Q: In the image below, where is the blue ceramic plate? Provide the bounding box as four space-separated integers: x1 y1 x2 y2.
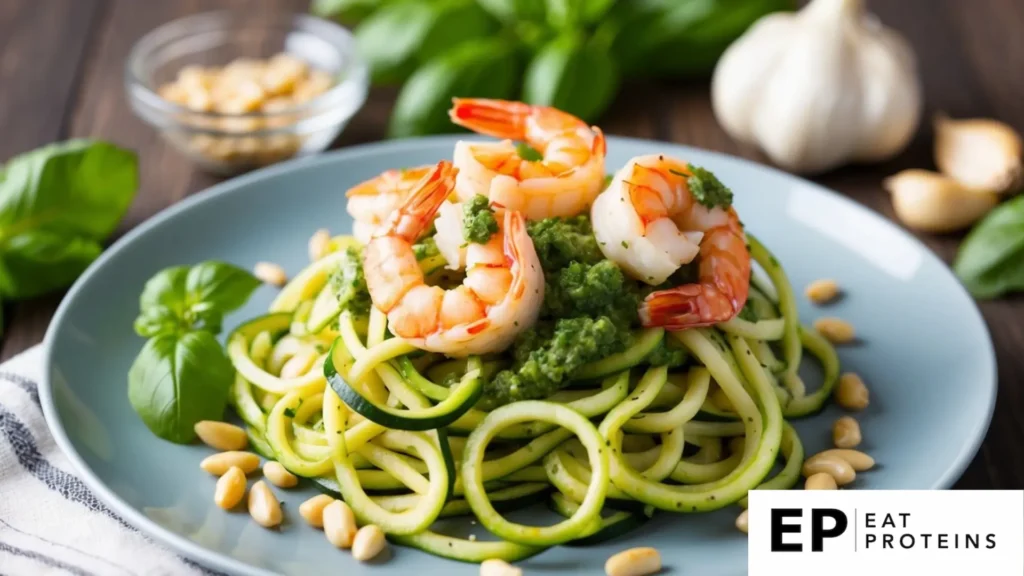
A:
41 136 997 576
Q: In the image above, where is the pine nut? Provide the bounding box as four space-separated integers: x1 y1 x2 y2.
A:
299 494 335 528
279 350 317 379
813 317 856 344
263 461 298 488
805 279 840 304
323 500 358 549
805 472 838 490
833 416 862 448
835 373 870 410
247 480 282 528
194 420 248 451
605 547 661 576
814 449 875 471
214 465 247 509
481 558 522 576
802 455 856 486
308 229 331 261
254 262 287 286
352 524 387 562
200 451 260 476
735 509 749 534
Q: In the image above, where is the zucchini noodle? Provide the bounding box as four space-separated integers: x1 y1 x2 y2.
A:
224 230 847 563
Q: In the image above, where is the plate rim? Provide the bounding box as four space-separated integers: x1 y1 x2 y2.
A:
38 134 999 576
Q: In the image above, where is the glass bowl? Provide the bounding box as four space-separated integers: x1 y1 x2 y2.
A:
126 11 368 176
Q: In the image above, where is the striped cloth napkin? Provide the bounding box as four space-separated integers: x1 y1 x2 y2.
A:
0 345 223 576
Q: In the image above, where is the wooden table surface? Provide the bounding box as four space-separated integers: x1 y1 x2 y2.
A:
1 0 1021 490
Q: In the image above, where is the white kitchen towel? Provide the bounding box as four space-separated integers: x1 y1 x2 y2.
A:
0 345 222 576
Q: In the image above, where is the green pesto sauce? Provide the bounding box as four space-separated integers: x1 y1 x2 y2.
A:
479 215 678 408
671 164 734 209
462 194 499 244
412 236 439 260
329 246 371 316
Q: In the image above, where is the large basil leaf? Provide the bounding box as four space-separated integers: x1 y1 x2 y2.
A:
611 0 794 78
355 0 498 84
544 0 615 29
388 38 520 138
0 140 137 298
522 32 619 123
127 331 234 444
953 194 1024 299
475 0 547 23
0 229 102 300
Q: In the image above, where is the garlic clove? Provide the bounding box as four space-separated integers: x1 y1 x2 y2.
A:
884 169 1000 233
934 113 1023 193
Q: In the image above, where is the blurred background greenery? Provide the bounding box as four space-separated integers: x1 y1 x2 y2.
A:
312 0 794 137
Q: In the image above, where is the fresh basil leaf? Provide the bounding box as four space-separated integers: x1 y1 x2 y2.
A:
611 0 794 78
134 307 182 338
135 261 258 337
355 0 497 85
0 229 103 300
522 32 619 123
0 140 137 298
544 0 614 29
127 331 233 444
953 194 1024 299
418 0 499 63
0 140 137 241
355 2 437 83
139 266 188 315
389 38 520 137
475 0 546 23
184 261 260 315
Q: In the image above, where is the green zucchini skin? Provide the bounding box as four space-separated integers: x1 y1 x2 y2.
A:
324 339 483 432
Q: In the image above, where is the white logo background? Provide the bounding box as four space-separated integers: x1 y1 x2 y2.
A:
748 490 1024 576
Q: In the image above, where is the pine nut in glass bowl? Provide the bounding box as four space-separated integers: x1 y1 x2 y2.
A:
125 11 368 175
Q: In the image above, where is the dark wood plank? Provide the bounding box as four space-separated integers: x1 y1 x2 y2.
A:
0 0 104 359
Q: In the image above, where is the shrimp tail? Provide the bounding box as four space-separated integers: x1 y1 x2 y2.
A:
449 98 531 140
378 160 458 242
639 286 710 329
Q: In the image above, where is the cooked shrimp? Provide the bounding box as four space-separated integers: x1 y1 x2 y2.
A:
448 98 606 220
363 160 544 356
591 154 750 329
346 165 439 244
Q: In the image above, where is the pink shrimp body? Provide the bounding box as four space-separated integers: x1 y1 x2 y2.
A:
363 160 544 356
590 154 750 329
345 165 440 244
447 98 606 220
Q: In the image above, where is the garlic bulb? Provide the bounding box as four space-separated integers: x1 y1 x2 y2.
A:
711 0 922 174
885 169 999 233
934 113 1023 193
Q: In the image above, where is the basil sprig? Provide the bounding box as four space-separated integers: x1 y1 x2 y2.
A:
128 262 260 443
